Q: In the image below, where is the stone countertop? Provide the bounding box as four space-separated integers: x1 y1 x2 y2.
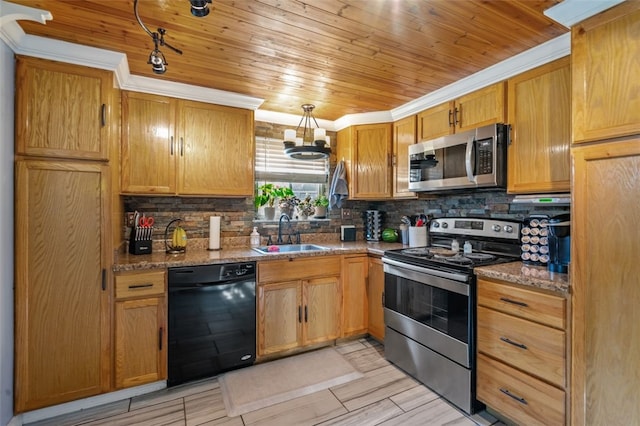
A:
113 241 404 272
474 261 570 295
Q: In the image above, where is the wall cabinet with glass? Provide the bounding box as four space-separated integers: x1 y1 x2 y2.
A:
121 91 254 196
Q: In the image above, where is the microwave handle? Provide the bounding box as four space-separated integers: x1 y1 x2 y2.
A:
465 136 476 183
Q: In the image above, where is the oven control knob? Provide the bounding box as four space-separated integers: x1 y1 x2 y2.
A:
441 222 448 229
492 224 501 232
503 225 514 233
432 222 440 228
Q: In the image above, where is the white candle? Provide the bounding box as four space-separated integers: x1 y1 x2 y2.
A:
284 129 296 142
209 216 221 250
314 128 326 141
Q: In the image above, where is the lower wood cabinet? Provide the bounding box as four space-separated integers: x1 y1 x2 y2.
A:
367 256 385 341
257 257 341 357
476 277 568 425
113 270 167 389
342 255 368 337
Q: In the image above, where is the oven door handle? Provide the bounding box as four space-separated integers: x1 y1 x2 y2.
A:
382 258 470 295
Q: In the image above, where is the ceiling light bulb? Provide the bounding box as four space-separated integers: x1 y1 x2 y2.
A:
190 0 212 17
149 50 167 74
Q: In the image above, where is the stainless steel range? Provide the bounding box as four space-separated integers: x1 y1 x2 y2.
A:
382 217 521 415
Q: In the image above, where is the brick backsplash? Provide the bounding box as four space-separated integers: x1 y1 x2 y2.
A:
123 190 569 249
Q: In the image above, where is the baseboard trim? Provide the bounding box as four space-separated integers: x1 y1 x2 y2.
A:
19 381 166 425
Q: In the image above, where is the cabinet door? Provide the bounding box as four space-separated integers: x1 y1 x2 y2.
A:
572 2 640 143
341 256 368 337
351 123 392 199
258 281 302 356
15 160 111 412
455 82 506 132
417 101 454 141
303 276 341 345
121 92 176 194
392 115 417 199
507 58 571 193
367 256 385 341
15 57 112 160
114 297 166 389
571 139 640 426
178 101 254 196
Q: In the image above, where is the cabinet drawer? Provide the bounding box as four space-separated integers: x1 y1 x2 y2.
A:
477 353 565 426
115 270 166 299
477 278 565 329
478 306 565 388
258 256 340 283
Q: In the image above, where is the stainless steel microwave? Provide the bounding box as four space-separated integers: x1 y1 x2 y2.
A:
408 123 508 192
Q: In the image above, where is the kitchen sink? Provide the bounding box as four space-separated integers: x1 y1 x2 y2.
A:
252 244 330 254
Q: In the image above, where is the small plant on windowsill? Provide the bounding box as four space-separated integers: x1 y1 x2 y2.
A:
296 196 315 219
255 184 294 220
312 194 329 218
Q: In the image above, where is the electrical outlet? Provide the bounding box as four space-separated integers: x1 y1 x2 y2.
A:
341 208 352 220
126 212 135 227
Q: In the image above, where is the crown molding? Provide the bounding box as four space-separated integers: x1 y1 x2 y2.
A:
544 0 625 27
0 0 51 27
390 33 571 121
2 0 577 126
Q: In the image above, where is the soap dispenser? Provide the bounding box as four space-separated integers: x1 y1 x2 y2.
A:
250 227 261 247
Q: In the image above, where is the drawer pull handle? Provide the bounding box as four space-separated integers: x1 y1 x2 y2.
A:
500 336 528 350
499 388 528 405
304 305 308 323
298 306 302 323
499 297 528 307
129 283 154 289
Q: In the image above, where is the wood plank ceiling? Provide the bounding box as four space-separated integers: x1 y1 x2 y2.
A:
12 0 568 120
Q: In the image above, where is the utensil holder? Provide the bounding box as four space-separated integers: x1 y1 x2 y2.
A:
129 226 153 255
408 226 427 247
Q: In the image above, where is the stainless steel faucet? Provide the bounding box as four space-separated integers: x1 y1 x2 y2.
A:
277 213 291 244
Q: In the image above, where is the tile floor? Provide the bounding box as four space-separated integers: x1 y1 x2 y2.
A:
27 338 506 426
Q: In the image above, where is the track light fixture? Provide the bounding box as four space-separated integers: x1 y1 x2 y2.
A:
189 0 212 17
134 0 183 75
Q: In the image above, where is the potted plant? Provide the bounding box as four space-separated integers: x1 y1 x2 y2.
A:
296 195 315 219
312 194 329 218
255 183 278 220
278 189 298 218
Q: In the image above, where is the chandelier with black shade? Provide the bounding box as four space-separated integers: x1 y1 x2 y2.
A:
283 104 332 161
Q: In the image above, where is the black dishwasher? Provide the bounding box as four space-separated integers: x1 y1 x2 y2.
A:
168 262 256 387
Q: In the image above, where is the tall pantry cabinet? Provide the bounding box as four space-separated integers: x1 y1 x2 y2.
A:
14 57 115 412
570 3 640 425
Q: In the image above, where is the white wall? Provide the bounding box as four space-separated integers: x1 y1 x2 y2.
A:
0 38 15 426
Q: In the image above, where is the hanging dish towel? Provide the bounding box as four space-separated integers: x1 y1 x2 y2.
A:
329 160 349 209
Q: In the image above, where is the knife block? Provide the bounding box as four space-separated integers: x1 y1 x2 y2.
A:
129 226 153 255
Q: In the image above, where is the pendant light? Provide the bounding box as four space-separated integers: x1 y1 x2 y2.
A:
283 104 331 161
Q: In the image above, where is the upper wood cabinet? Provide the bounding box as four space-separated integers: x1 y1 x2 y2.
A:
121 92 176 194
417 82 506 141
507 57 571 194
121 91 255 196
15 56 113 161
337 123 393 200
392 115 417 199
14 160 111 412
572 2 640 144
